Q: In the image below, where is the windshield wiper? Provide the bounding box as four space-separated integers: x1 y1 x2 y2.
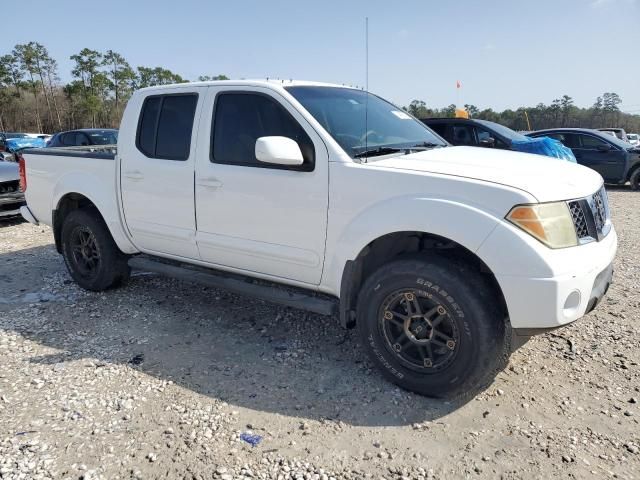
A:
410 142 445 149
354 142 446 159
353 146 410 159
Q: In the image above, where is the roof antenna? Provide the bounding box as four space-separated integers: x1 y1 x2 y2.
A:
363 16 369 163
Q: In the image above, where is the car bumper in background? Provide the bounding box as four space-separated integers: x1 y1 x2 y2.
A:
0 192 25 218
495 226 617 330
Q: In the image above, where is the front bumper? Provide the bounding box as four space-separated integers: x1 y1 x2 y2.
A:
491 226 617 330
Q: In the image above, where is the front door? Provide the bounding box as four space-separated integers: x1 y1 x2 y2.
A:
194 87 329 285
573 133 626 182
121 87 206 258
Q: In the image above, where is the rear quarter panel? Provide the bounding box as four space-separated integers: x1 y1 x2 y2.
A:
23 151 138 254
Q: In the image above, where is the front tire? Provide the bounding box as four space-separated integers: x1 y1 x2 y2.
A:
61 209 130 291
356 257 509 398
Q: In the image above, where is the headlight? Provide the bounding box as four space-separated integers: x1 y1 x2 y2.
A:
506 202 577 249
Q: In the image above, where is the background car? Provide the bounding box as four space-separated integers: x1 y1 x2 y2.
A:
527 128 640 189
598 128 629 143
626 133 639 147
0 132 29 152
0 160 24 219
46 128 118 148
423 118 576 161
0 137 46 162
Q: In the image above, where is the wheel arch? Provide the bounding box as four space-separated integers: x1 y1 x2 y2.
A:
52 191 137 255
627 161 640 187
338 230 509 329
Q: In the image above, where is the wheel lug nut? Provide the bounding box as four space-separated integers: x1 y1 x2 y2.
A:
423 359 432 368
393 343 402 352
437 306 447 315
405 293 415 301
383 311 393 320
446 340 456 350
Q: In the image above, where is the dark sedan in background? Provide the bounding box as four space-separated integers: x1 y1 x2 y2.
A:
46 128 118 148
424 118 519 149
423 118 576 162
527 128 640 190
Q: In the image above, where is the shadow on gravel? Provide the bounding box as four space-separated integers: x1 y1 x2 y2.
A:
0 244 476 427
0 216 26 228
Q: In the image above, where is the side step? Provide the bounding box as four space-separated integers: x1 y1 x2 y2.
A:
128 256 338 317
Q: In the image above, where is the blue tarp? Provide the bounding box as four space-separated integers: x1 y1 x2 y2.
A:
511 136 576 163
5 137 46 152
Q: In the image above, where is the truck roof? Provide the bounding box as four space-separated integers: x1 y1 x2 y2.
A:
136 79 362 94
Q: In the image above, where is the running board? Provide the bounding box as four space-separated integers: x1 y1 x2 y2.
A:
128 256 338 317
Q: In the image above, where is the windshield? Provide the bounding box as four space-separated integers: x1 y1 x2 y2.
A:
285 86 446 158
87 130 118 145
597 131 636 149
474 120 529 142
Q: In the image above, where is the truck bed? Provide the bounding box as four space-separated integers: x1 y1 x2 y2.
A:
21 145 119 228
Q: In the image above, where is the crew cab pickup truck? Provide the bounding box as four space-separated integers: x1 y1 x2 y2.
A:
19 80 617 398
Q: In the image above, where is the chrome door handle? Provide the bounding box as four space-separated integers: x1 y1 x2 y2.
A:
124 170 144 180
197 177 223 189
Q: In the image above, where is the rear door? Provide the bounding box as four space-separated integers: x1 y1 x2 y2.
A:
120 87 206 258
193 86 329 285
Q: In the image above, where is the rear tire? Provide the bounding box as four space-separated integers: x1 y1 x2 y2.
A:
630 168 640 191
61 209 130 291
356 256 509 398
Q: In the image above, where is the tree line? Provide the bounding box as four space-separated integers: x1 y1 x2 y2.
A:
3 41 639 135
404 92 640 133
0 42 228 133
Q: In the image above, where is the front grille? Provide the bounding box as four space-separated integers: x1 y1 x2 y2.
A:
0 180 19 194
567 186 611 244
592 188 607 232
568 201 589 238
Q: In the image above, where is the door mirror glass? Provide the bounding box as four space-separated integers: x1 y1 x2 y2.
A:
255 136 304 166
479 137 496 147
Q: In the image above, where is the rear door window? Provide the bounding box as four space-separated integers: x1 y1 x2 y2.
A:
62 133 77 146
136 93 198 160
450 125 476 146
428 123 448 138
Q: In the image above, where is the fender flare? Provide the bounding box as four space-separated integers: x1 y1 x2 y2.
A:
51 172 138 254
323 195 502 295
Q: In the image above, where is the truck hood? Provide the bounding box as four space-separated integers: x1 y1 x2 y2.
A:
0 161 19 182
369 146 603 202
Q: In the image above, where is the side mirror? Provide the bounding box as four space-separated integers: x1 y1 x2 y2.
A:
597 143 612 152
255 136 304 166
479 137 496 147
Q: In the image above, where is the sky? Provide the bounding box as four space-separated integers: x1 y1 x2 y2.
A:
4 0 640 112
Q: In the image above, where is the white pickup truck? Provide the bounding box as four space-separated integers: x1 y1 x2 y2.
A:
19 80 617 398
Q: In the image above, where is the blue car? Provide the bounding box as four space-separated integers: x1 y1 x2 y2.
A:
527 128 640 190
1 137 46 161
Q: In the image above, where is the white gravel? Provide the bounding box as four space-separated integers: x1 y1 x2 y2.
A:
0 188 638 479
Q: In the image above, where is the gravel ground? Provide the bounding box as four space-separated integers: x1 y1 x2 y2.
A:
0 188 638 480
